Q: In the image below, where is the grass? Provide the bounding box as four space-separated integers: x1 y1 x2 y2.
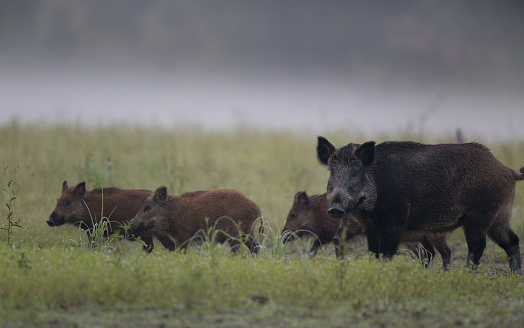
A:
1 122 524 327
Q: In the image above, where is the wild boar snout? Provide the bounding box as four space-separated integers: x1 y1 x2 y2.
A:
327 185 371 214
46 214 65 227
46 217 56 227
327 187 352 217
130 220 147 234
328 202 345 218
280 231 298 244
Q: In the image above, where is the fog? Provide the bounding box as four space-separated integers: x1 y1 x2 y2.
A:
1 1 524 141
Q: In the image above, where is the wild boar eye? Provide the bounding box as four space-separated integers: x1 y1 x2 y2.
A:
143 205 151 212
289 213 298 220
64 200 72 207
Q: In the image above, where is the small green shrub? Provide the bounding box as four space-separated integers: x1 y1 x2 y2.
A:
1 161 21 245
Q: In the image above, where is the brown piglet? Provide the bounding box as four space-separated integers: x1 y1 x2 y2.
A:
129 186 263 253
281 191 364 256
47 181 176 251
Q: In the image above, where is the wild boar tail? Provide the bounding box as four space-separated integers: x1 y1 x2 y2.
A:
516 167 524 181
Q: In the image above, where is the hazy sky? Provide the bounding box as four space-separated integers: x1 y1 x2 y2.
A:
1 1 523 140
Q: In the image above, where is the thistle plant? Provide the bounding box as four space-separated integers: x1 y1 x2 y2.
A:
1 161 22 245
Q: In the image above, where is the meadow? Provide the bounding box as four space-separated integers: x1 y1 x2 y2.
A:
1 122 524 327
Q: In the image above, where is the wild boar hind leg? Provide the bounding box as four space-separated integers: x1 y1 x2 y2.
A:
487 215 522 274
241 234 261 254
226 234 260 254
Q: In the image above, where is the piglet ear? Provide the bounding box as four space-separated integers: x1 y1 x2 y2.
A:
355 141 375 166
317 136 336 166
62 180 69 193
294 191 309 207
153 186 168 205
75 182 86 198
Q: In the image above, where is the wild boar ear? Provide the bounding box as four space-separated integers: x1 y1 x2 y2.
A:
355 141 375 166
295 191 310 207
317 136 336 166
75 182 86 198
62 180 69 193
153 186 168 205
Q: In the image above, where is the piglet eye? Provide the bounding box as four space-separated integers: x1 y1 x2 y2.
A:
143 205 151 212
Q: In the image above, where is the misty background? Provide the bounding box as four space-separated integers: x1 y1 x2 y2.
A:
1 1 524 140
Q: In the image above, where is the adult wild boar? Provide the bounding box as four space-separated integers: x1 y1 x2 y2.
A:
317 136 523 273
129 186 263 253
47 181 176 252
282 191 451 268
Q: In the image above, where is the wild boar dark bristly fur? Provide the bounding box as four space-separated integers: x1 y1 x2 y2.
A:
317 137 524 273
281 191 364 256
47 181 176 252
282 191 451 268
129 186 263 253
